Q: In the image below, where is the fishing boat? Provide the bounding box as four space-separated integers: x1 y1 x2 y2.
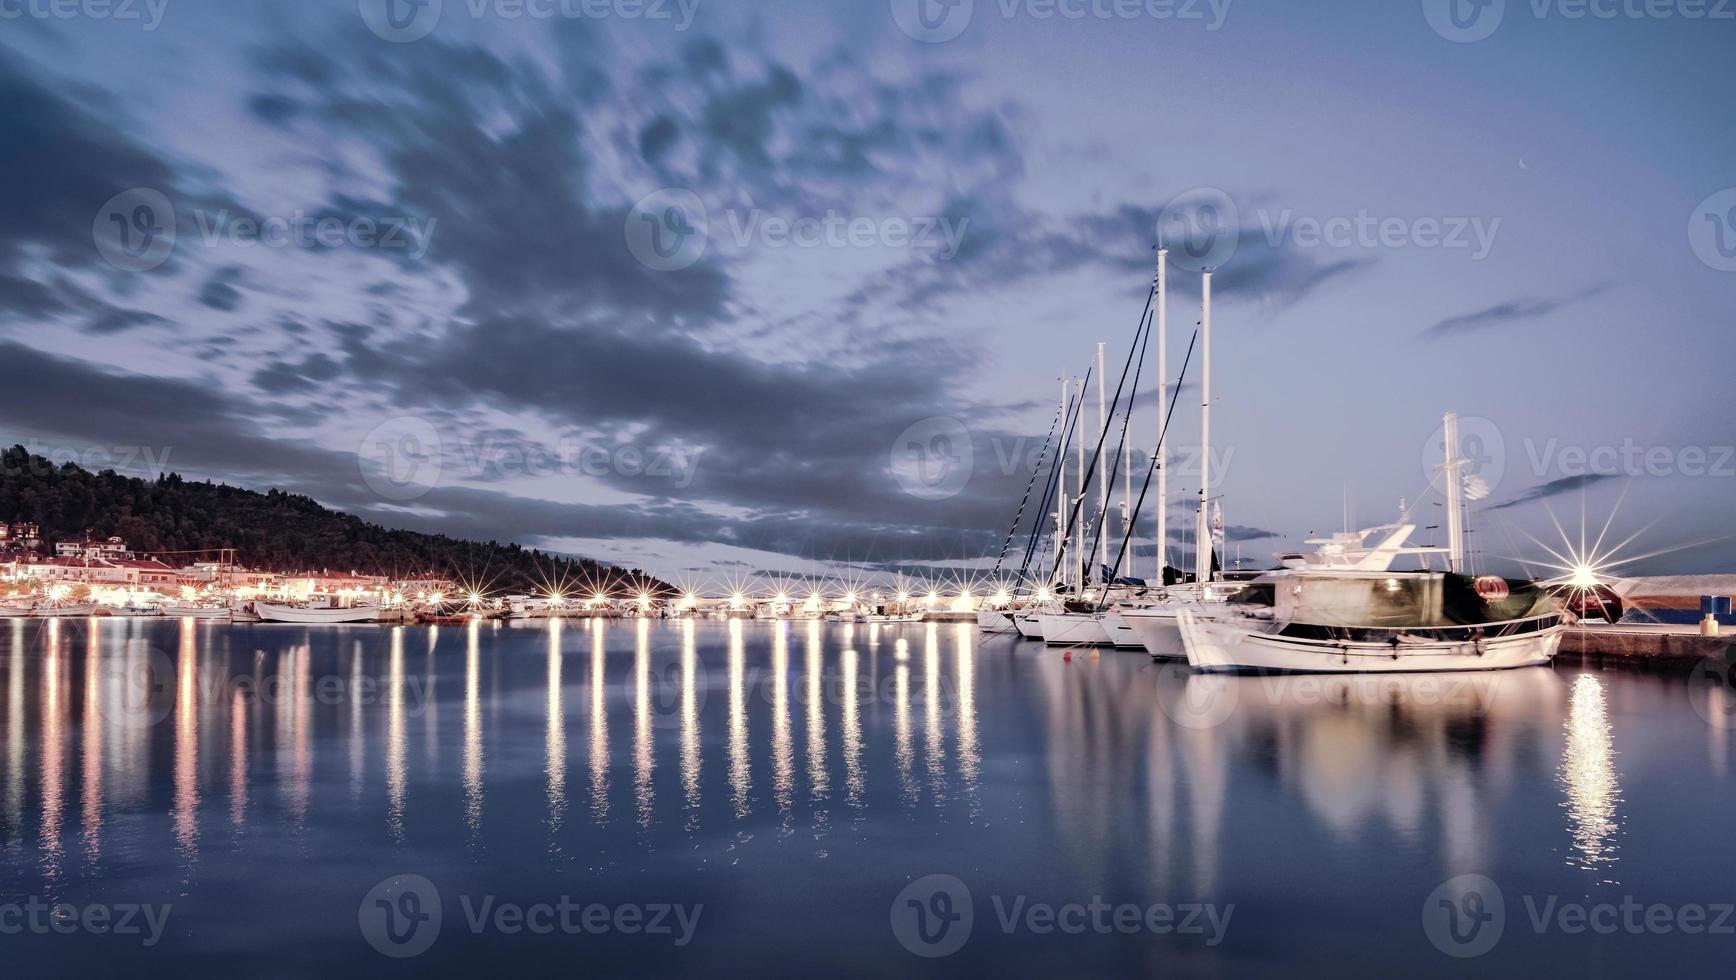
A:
1177 572 1563 673
32 603 99 618
160 605 234 621
255 597 380 624
1173 414 1565 673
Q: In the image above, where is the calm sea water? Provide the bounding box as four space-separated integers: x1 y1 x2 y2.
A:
1 616 1733 977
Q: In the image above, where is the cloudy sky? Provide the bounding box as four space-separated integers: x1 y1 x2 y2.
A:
2 0 1733 585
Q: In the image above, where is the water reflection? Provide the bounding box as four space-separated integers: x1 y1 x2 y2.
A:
728 619 751 819
386 628 407 841
680 619 700 823
772 624 793 821
0 615 1720 970
841 646 863 809
40 619 64 888
634 618 654 828
805 623 828 802
174 621 200 863
924 625 946 807
82 620 103 863
954 623 980 816
463 622 484 840
6 620 24 840
588 620 608 824
1562 673 1622 873
546 620 567 838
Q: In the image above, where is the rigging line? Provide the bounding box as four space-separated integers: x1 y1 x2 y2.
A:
1098 329 1199 609
1085 306 1153 584
1014 376 1086 586
991 391 1066 576
1045 276 1159 587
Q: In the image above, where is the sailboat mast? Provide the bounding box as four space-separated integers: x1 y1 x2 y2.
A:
1055 377 1068 583
1443 411 1465 573
1154 248 1168 584
1096 342 1108 586
1075 377 1087 591
1195 271 1213 584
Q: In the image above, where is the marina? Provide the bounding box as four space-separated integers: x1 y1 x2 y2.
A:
1 1 1731 975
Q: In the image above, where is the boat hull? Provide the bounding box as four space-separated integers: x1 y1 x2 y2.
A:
1119 608 1185 658
160 607 233 621
1099 610 1147 649
976 609 1017 633
1178 611 1564 674
32 604 99 619
255 602 380 624
1012 610 1046 639
1038 613 1112 646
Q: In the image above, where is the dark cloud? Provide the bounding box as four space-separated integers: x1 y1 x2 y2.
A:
198 266 245 311
1489 472 1619 510
1425 283 1611 338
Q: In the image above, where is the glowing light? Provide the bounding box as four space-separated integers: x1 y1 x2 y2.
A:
924 591 939 608
465 591 485 608
843 590 858 605
993 589 1012 607
896 591 911 604
591 592 609 607
949 591 973 613
638 592 652 609
1036 587 1053 603
730 592 746 611
429 591 446 606
547 592 567 608
681 592 698 609
1569 564 1600 589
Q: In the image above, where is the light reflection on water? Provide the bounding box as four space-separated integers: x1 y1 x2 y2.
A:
0 618 1729 975
1562 673 1623 873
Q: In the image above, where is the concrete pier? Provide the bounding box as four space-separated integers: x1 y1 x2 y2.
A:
1558 623 1734 667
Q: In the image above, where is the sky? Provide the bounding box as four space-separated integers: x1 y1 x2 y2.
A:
1 0 1733 587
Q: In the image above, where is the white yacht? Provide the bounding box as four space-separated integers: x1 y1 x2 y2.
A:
255 596 380 624
1177 570 1563 673
1173 414 1566 673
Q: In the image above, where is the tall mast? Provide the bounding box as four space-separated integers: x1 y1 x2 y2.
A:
1195 271 1213 585
1075 377 1087 591
1443 411 1465 573
1096 342 1108 586
1154 248 1168 584
1054 376 1068 585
